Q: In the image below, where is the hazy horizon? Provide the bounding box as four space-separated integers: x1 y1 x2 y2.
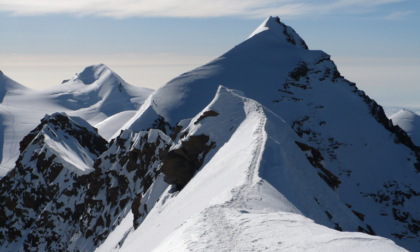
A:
1 0 419 108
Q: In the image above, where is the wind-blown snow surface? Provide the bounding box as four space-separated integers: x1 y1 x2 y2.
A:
100 86 405 252
1 16 418 251
390 109 420 146
0 64 152 176
115 16 419 250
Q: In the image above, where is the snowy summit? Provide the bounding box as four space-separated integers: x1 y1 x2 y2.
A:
390 109 420 146
0 64 152 176
247 16 308 49
0 16 419 252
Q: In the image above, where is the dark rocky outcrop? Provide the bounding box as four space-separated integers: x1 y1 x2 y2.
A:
194 110 219 125
0 114 173 250
363 181 420 239
151 115 173 134
160 134 215 189
0 113 107 251
75 129 171 246
353 89 420 172
295 141 341 190
289 62 309 81
1 17 420 252
19 113 107 155
273 16 308 49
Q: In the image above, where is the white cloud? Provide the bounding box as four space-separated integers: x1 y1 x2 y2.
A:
0 0 406 18
384 10 413 20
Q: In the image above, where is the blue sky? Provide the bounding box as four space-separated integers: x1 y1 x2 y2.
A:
0 0 419 108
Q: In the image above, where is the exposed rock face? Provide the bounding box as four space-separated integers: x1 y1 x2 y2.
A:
248 16 308 49
0 113 107 251
277 56 420 244
363 181 420 238
0 64 153 177
19 113 107 155
72 129 171 248
295 141 341 190
0 17 419 252
151 115 173 134
161 134 215 189
194 110 220 125
116 17 420 250
0 112 173 251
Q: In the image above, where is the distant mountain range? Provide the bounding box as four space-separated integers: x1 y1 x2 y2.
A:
0 17 418 251
0 64 152 176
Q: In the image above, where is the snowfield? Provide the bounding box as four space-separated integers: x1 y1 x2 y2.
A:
0 16 418 252
155 210 404 252
114 16 420 250
98 87 407 252
0 64 152 176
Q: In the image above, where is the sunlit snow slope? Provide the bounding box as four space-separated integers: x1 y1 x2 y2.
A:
0 64 152 176
0 16 418 252
101 86 406 252
115 16 420 251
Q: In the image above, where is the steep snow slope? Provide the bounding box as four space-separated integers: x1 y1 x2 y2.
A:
0 16 418 251
100 86 405 252
120 16 311 132
118 17 420 250
94 110 138 140
0 72 34 175
0 70 29 102
0 64 152 176
390 109 420 146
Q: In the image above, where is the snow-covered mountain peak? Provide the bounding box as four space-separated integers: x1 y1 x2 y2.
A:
58 63 151 101
0 112 108 251
48 64 153 124
2 17 420 252
39 112 91 132
116 16 420 250
62 63 134 92
247 16 308 49
391 109 417 119
0 71 29 91
390 109 420 146
40 112 99 136
0 66 152 176
19 112 107 158
71 63 114 85
0 71 29 102
0 70 7 78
